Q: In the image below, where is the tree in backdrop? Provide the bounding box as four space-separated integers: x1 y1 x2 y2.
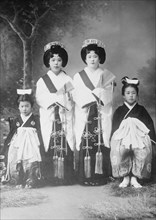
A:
0 0 111 113
0 0 111 88
0 0 70 89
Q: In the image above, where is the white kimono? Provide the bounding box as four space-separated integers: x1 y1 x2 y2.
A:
73 67 115 150
36 70 75 152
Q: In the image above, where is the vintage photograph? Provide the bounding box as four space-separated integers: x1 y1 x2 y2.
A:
0 0 156 219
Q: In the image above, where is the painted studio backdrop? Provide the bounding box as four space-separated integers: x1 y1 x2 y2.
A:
0 0 155 126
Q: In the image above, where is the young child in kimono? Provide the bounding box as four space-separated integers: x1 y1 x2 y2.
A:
73 39 116 186
110 77 156 188
2 90 42 188
36 41 75 185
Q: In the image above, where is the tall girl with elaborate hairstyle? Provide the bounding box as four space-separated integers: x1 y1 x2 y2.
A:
73 39 116 186
110 77 156 188
36 41 75 185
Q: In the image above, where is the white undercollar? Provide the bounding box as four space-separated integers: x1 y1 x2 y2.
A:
124 101 137 110
20 113 32 123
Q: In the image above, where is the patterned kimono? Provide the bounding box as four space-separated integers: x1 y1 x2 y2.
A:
73 67 115 185
110 103 156 180
36 70 75 185
3 114 42 187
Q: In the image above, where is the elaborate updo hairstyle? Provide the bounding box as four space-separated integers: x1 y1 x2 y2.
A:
43 41 68 68
81 39 106 64
121 76 139 96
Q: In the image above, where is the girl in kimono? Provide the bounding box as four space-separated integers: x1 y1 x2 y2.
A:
110 77 156 188
2 90 42 188
73 39 116 186
36 41 75 185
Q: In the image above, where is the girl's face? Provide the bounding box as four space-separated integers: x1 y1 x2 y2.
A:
123 86 138 105
49 54 63 75
85 51 100 70
19 101 32 116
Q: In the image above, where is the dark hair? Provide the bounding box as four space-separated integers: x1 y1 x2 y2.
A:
121 76 139 95
16 94 34 107
81 44 106 64
122 84 139 96
43 45 68 68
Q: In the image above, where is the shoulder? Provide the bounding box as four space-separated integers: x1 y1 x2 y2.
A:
136 103 149 112
63 73 73 81
112 105 126 119
73 70 83 79
31 114 41 128
31 114 40 121
36 73 49 84
36 76 44 86
7 115 20 130
114 105 125 113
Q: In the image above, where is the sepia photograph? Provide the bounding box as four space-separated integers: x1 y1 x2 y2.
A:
0 0 156 219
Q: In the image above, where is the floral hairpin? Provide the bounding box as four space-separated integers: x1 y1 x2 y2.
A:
44 41 65 52
82 39 105 49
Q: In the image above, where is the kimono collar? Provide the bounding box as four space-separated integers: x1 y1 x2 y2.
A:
84 67 103 86
20 113 32 123
85 67 102 76
47 70 65 78
124 101 137 110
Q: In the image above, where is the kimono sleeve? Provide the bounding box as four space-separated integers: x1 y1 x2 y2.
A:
141 107 156 142
110 107 123 138
36 77 57 109
0 117 17 156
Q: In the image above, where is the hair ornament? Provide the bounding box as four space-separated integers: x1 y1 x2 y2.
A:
121 76 139 86
17 89 32 95
82 39 105 49
44 41 65 52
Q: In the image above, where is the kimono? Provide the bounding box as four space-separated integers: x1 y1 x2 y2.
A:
36 70 75 185
73 67 115 185
110 103 156 180
3 113 42 187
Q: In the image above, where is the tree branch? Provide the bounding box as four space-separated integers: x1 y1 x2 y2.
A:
0 13 27 40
